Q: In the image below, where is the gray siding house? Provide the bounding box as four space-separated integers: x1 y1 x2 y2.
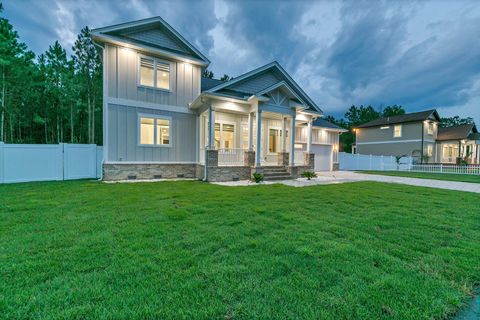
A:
354 110 480 164
92 17 343 181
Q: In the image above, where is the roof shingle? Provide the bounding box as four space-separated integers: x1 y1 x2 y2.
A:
356 109 440 128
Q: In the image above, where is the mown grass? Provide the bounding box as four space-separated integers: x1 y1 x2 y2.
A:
0 180 479 319
360 170 480 183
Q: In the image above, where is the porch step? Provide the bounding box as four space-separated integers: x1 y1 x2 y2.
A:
263 174 293 181
262 166 292 180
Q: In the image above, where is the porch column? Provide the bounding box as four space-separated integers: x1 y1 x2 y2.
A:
256 110 262 166
248 112 254 150
290 112 296 165
208 105 215 149
306 119 312 153
282 117 287 152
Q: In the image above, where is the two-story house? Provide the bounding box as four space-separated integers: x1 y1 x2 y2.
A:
354 109 480 164
91 17 345 182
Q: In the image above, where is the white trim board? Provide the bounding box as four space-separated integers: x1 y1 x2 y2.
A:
107 97 194 114
105 161 197 165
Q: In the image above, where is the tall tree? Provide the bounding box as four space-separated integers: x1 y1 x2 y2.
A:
382 105 405 117
440 116 474 128
202 68 214 79
344 105 380 127
72 26 102 144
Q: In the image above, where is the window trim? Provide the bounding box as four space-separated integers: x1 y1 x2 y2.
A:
137 113 172 147
427 144 433 157
137 54 174 92
393 125 402 138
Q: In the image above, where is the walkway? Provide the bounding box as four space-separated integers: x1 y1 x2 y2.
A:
214 171 480 193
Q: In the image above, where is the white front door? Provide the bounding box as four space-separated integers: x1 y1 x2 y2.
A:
312 145 332 171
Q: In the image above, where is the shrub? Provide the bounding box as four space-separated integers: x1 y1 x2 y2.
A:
301 171 317 180
252 173 264 183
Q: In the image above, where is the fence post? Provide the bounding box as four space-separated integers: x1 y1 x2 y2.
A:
60 143 65 181
380 155 384 171
356 153 360 170
0 142 4 184
440 164 443 173
369 154 373 170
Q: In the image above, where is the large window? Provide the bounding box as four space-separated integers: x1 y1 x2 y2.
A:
214 122 235 149
427 144 433 157
139 57 171 90
139 115 171 146
393 125 402 138
268 128 287 153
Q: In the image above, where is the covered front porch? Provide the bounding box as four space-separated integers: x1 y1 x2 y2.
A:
191 95 317 181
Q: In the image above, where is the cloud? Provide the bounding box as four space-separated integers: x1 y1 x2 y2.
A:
3 0 480 123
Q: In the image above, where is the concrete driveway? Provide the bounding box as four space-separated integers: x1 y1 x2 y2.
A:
316 171 480 194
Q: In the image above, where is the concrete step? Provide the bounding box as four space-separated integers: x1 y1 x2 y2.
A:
263 175 293 181
263 171 290 177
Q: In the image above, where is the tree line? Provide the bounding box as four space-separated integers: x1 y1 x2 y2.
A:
0 4 102 145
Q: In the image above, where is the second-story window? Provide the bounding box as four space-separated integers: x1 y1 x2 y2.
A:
393 125 402 138
427 122 434 135
139 57 171 90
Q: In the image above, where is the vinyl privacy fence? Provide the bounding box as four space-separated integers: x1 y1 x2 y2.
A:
0 142 103 184
339 152 413 171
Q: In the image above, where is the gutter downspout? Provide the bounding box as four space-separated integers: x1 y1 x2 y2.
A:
421 122 425 164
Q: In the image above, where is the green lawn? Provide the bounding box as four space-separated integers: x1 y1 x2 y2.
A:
360 170 480 183
1 180 479 319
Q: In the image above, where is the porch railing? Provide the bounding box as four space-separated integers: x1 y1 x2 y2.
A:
294 151 307 166
406 164 480 175
218 148 245 166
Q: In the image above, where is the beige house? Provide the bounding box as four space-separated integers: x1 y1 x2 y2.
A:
354 110 479 164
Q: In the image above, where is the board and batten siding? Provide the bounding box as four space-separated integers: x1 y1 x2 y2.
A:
106 104 197 162
105 44 201 107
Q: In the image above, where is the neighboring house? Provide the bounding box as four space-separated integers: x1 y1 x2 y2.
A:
91 17 343 182
354 109 480 164
436 124 479 164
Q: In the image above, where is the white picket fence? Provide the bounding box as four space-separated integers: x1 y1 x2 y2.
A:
408 164 480 175
339 152 413 171
0 142 103 184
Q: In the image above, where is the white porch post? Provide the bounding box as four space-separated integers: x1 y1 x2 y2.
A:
248 112 254 150
307 119 312 153
290 112 296 165
256 110 262 166
208 105 215 149
282 117 287 152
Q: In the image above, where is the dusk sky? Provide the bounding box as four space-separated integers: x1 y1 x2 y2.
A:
4 0 480 121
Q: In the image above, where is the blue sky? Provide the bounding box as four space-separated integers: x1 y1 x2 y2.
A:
4 0 480 122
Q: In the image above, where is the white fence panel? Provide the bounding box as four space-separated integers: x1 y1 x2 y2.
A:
2 144 63 183
339 152 412 171
64 144 97 180
0 142 103 184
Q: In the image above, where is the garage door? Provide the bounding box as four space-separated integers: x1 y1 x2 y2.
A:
311 145 332 171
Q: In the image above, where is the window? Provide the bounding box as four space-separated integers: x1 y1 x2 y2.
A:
427 122 434 135
427 144 433 157
139 115 171 146
139 57 171 90
393 125 402 138
269 129 279 153
268 128 288 153
214 122 235 149
443 145 459 159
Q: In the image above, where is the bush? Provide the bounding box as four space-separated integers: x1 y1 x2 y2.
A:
252 173 264 183
301 171 317 180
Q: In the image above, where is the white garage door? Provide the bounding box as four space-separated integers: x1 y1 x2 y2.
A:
312 145 332 171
